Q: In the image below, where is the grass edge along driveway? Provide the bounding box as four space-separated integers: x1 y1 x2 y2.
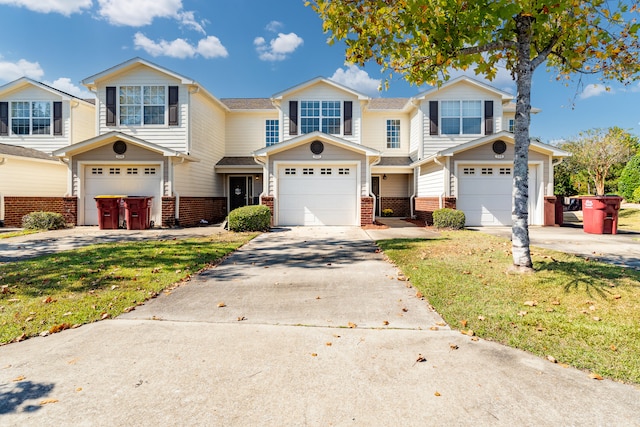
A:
0 232 256 345
377 230 640 385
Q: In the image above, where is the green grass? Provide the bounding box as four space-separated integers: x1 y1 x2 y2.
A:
0 233 255 344
378 231 640 384
0 229 42 239
618 208 640 232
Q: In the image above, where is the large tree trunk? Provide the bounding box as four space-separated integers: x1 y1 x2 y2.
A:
512 14 534 271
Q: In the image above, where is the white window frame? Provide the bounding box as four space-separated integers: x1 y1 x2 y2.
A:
386 119 401 149
508 119 515 133
265 119 279 146
299 100 342 135
9 101 52 136
440 100 483 136
118 85 167 126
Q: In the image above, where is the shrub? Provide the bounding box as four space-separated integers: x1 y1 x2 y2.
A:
22 211 67 230
619 154 640 202
432 208 465 229
228 205 271 232
632 186 640 204
382 208 394 217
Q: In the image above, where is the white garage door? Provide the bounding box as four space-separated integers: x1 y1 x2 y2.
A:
83 164 162 226
457 165 537 226
277 164 358 226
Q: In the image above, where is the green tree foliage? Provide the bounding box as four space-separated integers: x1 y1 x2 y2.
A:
309 0 640 269
561 127 637 196
619 153 640 201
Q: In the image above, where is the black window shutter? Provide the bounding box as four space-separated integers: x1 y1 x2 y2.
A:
106 86 116 126
289 101 298 135
53 101 63 135
168 86 179 126
484 100 494 135
429 101 439 135
343 101 353 135
0 102 7 136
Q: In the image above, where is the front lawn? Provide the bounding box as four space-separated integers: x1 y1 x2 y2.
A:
0 233 255 344
378 231 640 384
618 208 640 232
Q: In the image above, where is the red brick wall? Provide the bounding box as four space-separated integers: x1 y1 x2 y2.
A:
380 197 411 217
260 196 274 226
415 197 457 225
177 197 227 227
2 197 78 228
162 197 176 227
361 196 374 225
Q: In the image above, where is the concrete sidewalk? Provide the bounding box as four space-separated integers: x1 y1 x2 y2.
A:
1 227 639 426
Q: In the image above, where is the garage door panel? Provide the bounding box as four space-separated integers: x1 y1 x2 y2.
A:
277 164 358 226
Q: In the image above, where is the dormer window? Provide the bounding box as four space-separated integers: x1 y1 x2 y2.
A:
441 100 482 135
119 86 165 126
11 101 51 135
300 100 341 134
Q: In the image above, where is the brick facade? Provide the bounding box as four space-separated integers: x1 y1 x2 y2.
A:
260 196 274 226
361 196 374 225
2 196 78 228
379 197 411 217
161 196 227 227
414 197 457 225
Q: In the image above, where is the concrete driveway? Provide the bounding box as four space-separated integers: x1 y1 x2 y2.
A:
1 226 639 426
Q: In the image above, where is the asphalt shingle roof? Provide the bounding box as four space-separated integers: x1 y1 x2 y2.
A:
215 156 258 166
0 143 57 161
367 98 410 110
220 98 275 110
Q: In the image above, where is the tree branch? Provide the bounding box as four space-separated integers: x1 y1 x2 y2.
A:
458 41 517 55
531 31 562 70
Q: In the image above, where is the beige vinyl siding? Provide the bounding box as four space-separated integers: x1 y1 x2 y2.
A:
282 83 361 144
70 101 97 144
421 81 504 157
96 66 188 151
225 112 278 156
267 144 366 196
418 163 445 196
361 111 410 153
174 91 226 196
0 157 66 196
0 86 72 153
379 173 411 197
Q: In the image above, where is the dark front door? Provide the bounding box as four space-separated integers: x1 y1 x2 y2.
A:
230 176 248 211
372 176 381 217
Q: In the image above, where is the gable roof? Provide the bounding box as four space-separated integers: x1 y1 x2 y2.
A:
253 131 380 157
0 143 60 162
220 98 275 110
52 131 198 161
82 57 197 87
366 98 411 111
0 77 95 106
413 75 514 102
271 76 371 101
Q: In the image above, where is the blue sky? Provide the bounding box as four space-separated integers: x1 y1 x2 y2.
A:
0 0 638 143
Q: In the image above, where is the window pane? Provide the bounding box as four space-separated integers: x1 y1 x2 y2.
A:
11 118 29 135
11 101 29 118
120 106 141 125
265 119 279 146
144 86 165 105
462 100 481 117
32 102 50 118
32 119 50 134
144 106 165 124
441 101 460 117
119 86 140 105
462 117 481 134
322 118 341 134
387 119 400 148
441 118 460 135
301 118 319 133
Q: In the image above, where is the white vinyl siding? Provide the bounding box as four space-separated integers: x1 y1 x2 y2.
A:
418 163 445 196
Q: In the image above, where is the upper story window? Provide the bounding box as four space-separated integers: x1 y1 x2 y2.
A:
265 119 279 146
441 100 482 135
300 100 341 134
386 119 401 149
10 101 51 135
119 86 165 126
508 119 515 133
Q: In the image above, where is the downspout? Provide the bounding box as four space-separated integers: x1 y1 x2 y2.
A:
433 156 445 209
0 157 5 223
171 157 186 226
410 165 417 219
254 156 268 202
369 156 381 221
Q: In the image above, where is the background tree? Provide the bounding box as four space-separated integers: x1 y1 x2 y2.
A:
562 127 637 196
619 152 640 202
310 0 640 271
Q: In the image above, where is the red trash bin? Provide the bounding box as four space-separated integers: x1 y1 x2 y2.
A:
123 197 153 230
95 196 123 229
581 196 622 234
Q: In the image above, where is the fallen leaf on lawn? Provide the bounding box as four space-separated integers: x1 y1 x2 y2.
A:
434 391 441 396
111 285 119 290
311 353 318 357
547 355 557 363
333 334 341 338
383 320 389 325
123 306 135 313
449 344 459 350
517 311 528 317
477 316 485 321
40 399 58 405
237 316 246 321
429 326 439 331
68 358 78 365
415 354 427 363
402 307 408 312
589 373 603 380
462 271 471 275
551 300 561 305
101 313 110 320
50 323 71 334
523 300 538 307
589 305 596 311
546 308 555 312
325 342 332 346
436 322 446 327
593 316 601 321
348 322 357 328
470 336 479 341
25 316 34 322
613 294 621 299
460 319 468 327
76 387 83 392
42 296 54 304
610 344 617 351
12 375 25 382
63 312 72 317
416 291 423 298
315 296 321 300
460 330 475 336
217 302 226 308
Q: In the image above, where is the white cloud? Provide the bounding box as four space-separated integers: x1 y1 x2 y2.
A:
45 77 94 99
97 0 182 26
177 10 205 34
254 32 303 61
330 65 381 96
134 32 228 59
265 20 283 32
197 36 228 59
0 58 44 82
0 0 91 16
579 83 611 99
